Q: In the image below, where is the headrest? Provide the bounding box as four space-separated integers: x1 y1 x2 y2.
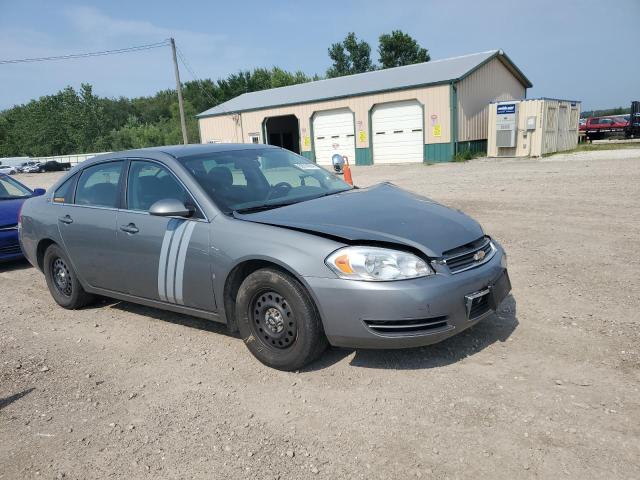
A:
208 167 233 189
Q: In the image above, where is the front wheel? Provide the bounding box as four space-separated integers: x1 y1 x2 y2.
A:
236 268 328 371
43 244 95 309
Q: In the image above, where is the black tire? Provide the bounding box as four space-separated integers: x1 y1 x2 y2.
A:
43 244 95 309
236 268 328 371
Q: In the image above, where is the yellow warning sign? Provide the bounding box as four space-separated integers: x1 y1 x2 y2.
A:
303 136 311 147
432 124 442 137
358 130 366 143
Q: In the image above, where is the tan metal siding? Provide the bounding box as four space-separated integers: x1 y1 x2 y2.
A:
198 114 243 143
457 58 526 142
198 84 452 151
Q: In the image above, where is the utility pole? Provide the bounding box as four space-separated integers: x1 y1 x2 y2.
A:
170 38 188 145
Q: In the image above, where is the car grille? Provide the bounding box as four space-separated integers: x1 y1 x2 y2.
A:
363 316 449 336
0 244 21 255
442 237 495 274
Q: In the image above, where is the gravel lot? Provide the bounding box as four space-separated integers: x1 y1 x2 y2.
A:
2 149 639 479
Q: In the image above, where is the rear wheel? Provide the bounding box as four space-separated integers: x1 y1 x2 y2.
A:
43 244 95 309
236 268 327 371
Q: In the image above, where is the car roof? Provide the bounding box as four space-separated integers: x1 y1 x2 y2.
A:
126 143 278 158
84 143 281 166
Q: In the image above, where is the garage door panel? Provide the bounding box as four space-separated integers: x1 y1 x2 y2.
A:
372 101 423 164
312 109 356 166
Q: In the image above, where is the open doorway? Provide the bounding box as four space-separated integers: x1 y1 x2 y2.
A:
264 115 300 154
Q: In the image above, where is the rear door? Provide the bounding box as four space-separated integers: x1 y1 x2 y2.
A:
115 159 216 312
56 161 124 291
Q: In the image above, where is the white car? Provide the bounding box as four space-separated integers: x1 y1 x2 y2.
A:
0 165 17 175
22 163 42 173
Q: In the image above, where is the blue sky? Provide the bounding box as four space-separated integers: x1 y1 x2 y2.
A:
0 0 638 111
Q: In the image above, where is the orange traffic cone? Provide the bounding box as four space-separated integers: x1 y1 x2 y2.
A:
343 156 353 185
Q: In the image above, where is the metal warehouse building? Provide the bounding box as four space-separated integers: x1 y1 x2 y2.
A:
197 49 532 164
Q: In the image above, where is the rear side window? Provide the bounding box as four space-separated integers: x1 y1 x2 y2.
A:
75 162 123 208
53 174 77 204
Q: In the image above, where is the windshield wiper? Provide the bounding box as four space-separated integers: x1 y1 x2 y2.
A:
233 200 300 214
233 189 351 215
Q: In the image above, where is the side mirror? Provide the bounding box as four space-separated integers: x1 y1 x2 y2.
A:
332 154 345 174
149 198 193 217
32 188 46 197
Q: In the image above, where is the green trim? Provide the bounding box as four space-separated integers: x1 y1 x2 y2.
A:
450 83 458 157
456 140 487 156
355 148 372 165
368 106 374 163
308 114 316 162
425 143 454 162
300 151 315 162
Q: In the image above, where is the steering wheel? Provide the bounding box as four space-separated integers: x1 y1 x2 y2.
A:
266 182 293 200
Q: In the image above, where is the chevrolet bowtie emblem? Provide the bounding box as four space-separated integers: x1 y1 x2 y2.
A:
473 250 486 262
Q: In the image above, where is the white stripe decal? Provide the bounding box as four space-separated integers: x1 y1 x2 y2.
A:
165 221 188 303
157 220 177 302
174 221 197 305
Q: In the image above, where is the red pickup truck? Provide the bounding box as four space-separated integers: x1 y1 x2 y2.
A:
580 116 629 140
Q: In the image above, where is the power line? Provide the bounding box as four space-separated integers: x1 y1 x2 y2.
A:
175 45 219 107
0 40 170 65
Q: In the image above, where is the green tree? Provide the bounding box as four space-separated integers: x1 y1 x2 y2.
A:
0 65 316 157
327 32 375 78
378 30 430 69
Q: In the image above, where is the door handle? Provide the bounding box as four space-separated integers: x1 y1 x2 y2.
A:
120 223 139 234
58 215 73 225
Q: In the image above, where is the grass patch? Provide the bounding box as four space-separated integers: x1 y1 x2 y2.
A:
544 142 640 156
453 150 486 162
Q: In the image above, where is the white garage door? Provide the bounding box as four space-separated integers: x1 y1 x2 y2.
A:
312 109 356 166
372 100 424 164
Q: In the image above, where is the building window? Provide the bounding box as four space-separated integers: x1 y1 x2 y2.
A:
248 133 260 144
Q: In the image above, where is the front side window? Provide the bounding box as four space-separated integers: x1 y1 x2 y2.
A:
75 162 123 208
181 148 352 213
0 175 32 199
126 160 191 212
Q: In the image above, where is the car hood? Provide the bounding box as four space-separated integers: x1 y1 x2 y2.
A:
233 183 484 257
0 198 25 228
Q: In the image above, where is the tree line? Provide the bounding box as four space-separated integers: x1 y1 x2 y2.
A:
0 31 430 158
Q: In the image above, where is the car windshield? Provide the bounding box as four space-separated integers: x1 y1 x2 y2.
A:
181 148 353 213
0 175 32 199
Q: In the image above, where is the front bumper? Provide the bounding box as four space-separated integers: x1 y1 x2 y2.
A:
0 229 23 262
307 244 510 349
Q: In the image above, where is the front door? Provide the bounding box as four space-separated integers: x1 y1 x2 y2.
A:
116 160 216 312
57 160 124 292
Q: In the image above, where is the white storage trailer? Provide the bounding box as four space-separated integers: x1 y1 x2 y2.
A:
488 98 581 157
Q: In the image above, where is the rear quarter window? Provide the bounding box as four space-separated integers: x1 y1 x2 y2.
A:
53 174 77 204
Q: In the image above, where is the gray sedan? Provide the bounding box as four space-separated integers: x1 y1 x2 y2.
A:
19 144 510 370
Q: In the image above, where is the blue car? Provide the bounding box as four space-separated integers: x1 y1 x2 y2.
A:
0 174 45 262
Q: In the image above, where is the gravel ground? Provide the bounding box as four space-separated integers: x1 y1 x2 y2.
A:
1 150 639 479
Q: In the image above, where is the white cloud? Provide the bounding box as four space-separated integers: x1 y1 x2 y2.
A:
0 6 267 109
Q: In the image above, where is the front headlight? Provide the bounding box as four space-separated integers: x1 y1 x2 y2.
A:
325 246 434 281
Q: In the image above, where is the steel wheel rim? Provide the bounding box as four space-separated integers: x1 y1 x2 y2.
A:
52 258 72 297
250 290 297 349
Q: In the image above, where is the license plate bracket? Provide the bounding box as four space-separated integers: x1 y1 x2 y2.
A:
488 270 511 311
